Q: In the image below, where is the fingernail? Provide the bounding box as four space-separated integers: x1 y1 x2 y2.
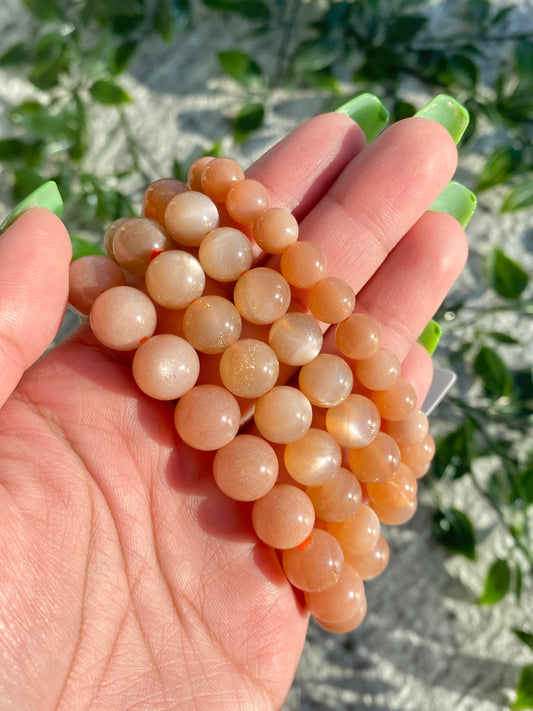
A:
428 181 477 227
414 94 469 144
335 93 389 142
418 319 442 355
0 181 63 235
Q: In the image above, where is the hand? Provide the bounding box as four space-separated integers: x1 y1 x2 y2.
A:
0 112 466 710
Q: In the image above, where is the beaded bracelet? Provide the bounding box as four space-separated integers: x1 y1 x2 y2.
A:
68 156 435 634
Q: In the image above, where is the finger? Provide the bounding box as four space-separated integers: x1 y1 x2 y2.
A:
297 117 458 294
400 342 435 407
0 208 72 408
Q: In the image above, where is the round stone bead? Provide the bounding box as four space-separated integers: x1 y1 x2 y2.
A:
346 535 390 580
399 433 436 468
219 339 279 398
69 255 126 315
335 313 382 360
325 394 381 449
366 462 418 509
253 207 299 253
103 217 130 261
327 504 381 557
284 428 342 486
305 564 365 624
132 334 200 400
187 156 214 191
182 295 242 354
268 312 323 366
213 434 278 501
113 217 174 276
226 179 270 224
370 378 417 420
200 157 245 202
90 285 157 351
165 190 219 246
383 408 429 444
355 347 401 390
174 384 240 451
198 227 253 282
254 386 313 444
281 529 344 592
370 498 418 526
314 595 367 633
348 431 401 483
145 250 205 309
299 354 353 408
142 178 189 225
280 241 327 288
252 484 315 549
233 268 291 325
307 467 362 523
308 277 355 324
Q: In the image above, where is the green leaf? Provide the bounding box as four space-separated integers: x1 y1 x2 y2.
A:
512 665 533 710
502 177 533 212
21 0 65 21
292 38 340 73
433 420 477 480
0 138 42 163
513 564 523 602
89 80 132 105
70 234 106 261
28 33 70 90
485 330 521 345
447 53 478 90
490 247 529 299
431 507 476 560
0 42 33 67
111 41 139 74
478 558 511 604
385 15 427 44
12 168 48 203
233 102 264 143
515 40 533 80
218 50 262 88
202 0 270 21
499 85 533 123
514 466 533 506
392 100 416 121
153 0 190 40
477 146 522 191
473 345 513 398
513 629 533 652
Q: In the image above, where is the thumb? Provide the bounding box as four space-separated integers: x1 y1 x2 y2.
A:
0 207 72 408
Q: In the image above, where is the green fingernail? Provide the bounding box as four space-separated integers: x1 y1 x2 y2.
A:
418 319 442 355
335 93 390 142
0 181 63 235
428 181 477 228
414 94 469 144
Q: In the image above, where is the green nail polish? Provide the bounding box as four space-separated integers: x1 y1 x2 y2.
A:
335 93 390 142
0 181 63 235
418 320 442 355
429 181 477 228
414 94 469 144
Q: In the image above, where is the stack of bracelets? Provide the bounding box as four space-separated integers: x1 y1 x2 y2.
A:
68 155 436 634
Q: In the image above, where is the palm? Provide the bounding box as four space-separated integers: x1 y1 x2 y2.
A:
0 112 466 710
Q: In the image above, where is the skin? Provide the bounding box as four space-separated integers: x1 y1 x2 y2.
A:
0 113 467 710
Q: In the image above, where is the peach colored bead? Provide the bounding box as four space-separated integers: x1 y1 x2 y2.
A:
383 408 429 444
282 529 344 592
412 462 431 479
69 255 126 315
268 312 323 366
335 313 382 360
308 277 355 324
299 354 353 408
198 227 253 282
370 498 418 526
355 347 401 391
165 190 219 246
103 217 130 261
400 433 436 468
370 378 417 420
348 431 401 484
253 207 299 253
132 334 199 400
346 534 390 580
182 295 242 354
219 339 279 398
234 268 291 325
252 484 315 549
113 217 174 276
306 467 362 522
280 241 328 288
200 157 245 202
90 285 157 351
314 594 367 633
145 250 205 309
174 384 240 451
327 504 381 557
305 564 365 624
325 394 380 449
187 156 214 191
284 428 342 486
213 434 278 501
226 178 270 224
254 386 312 444
142 178 189 224
366 462 418 509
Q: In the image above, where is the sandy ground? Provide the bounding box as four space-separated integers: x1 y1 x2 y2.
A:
0 1 532 709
